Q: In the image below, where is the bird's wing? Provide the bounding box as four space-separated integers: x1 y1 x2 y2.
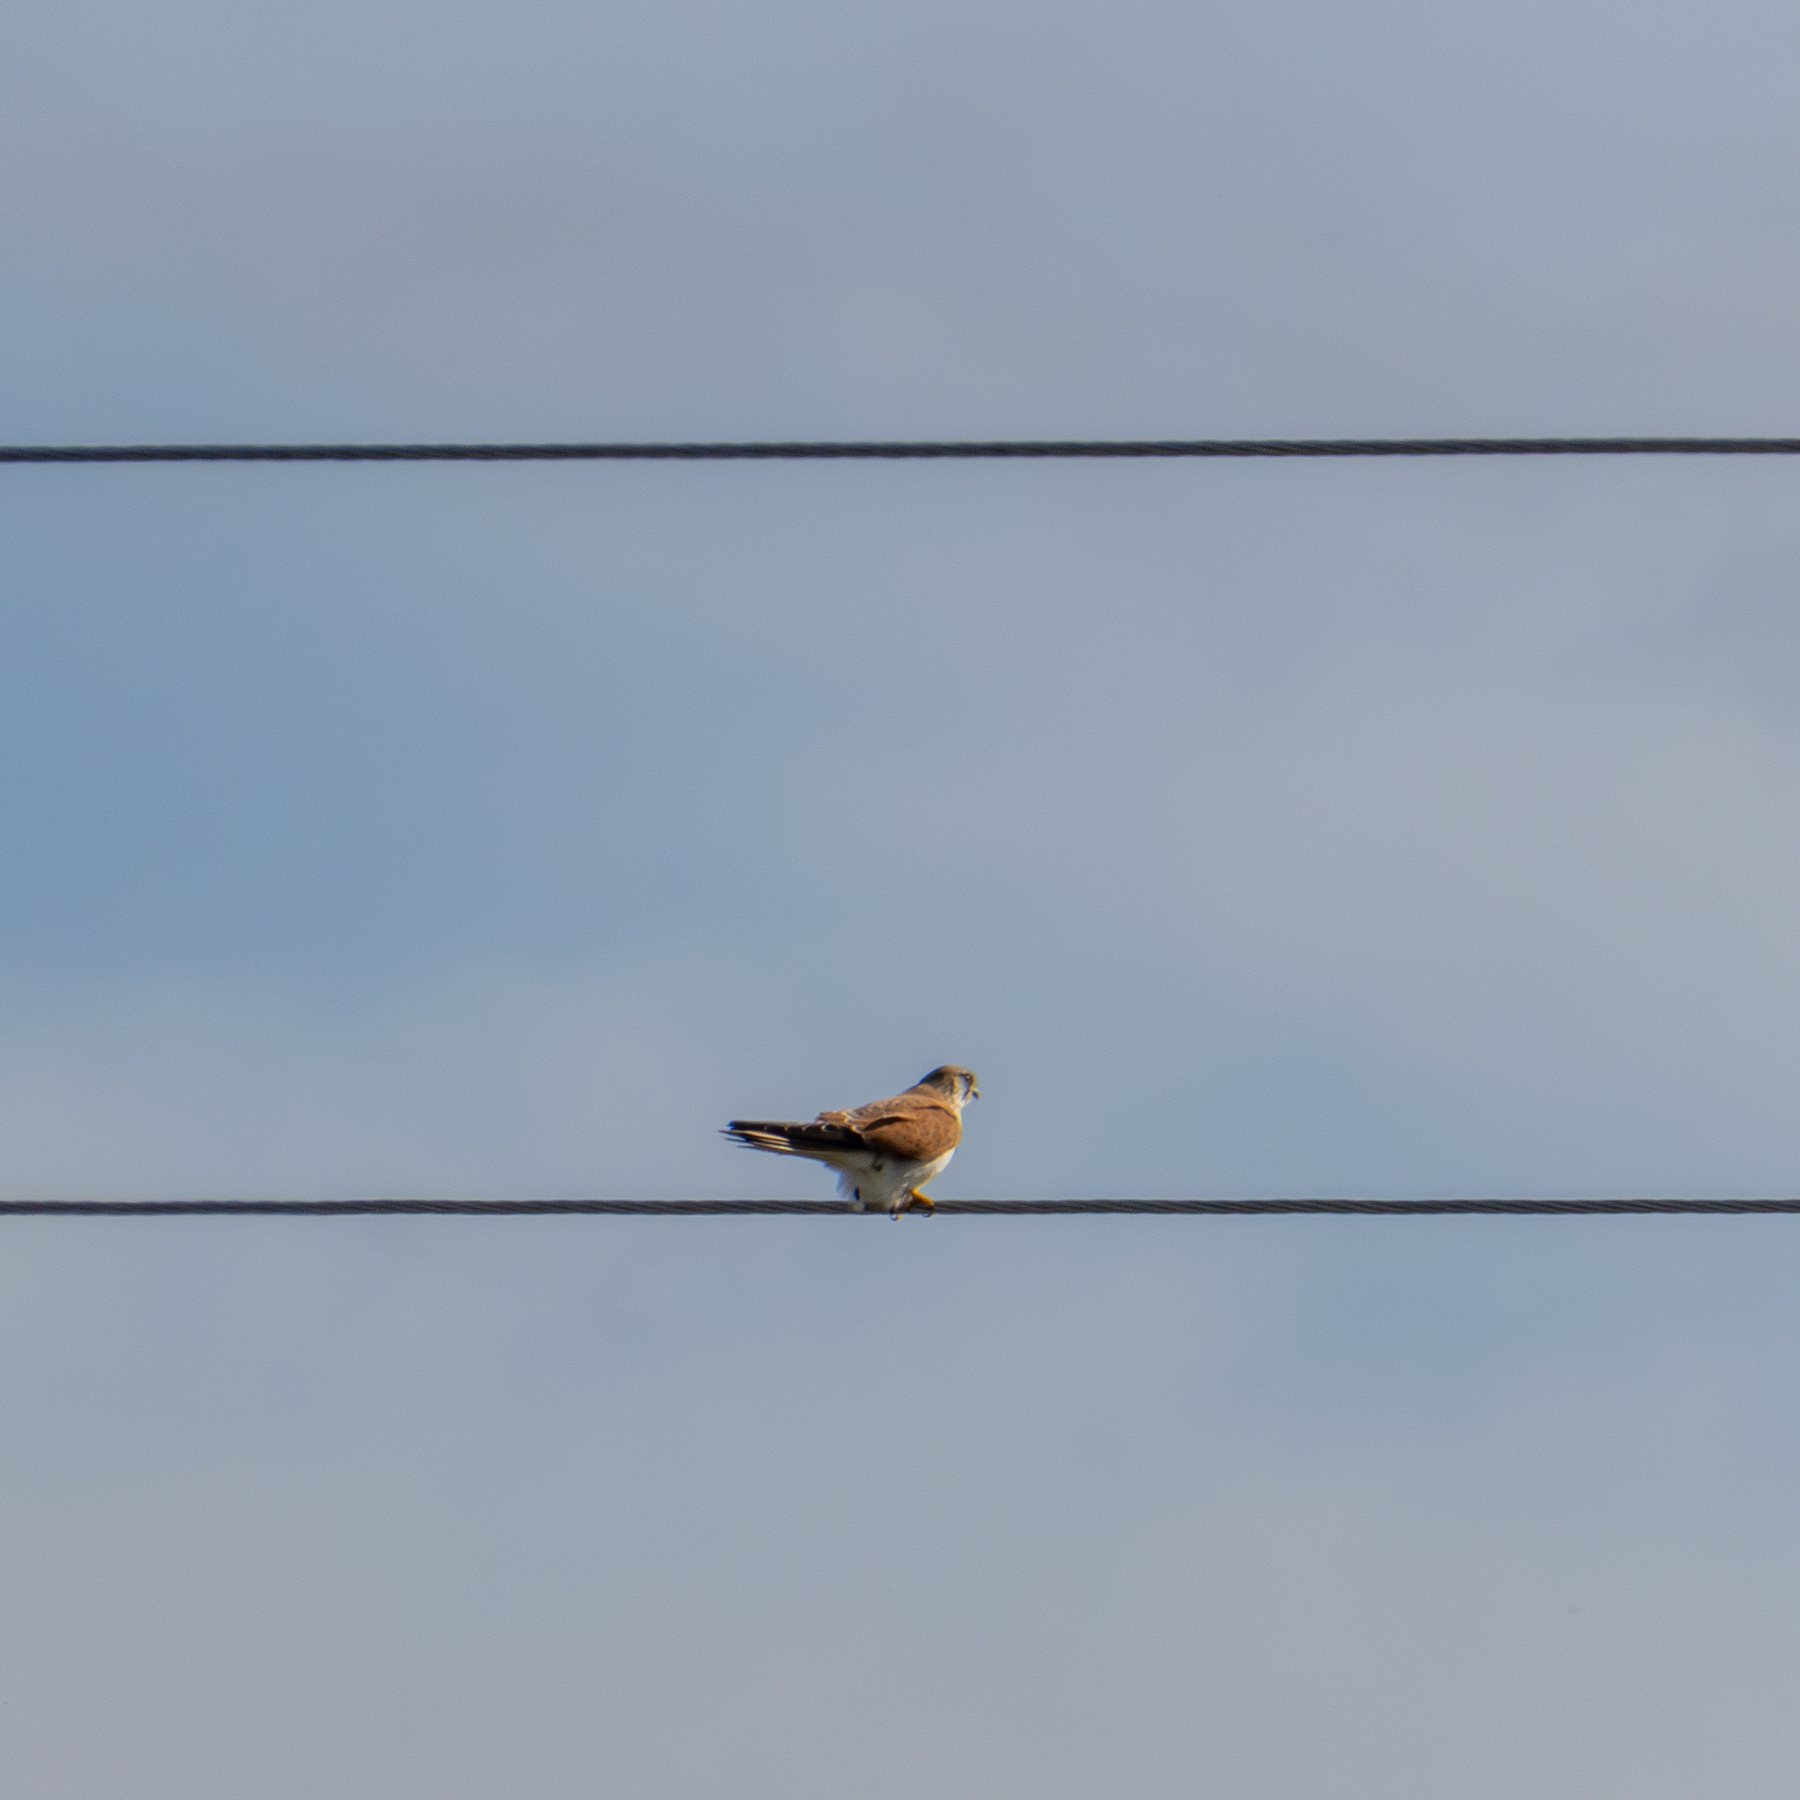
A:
839 1096 961 1162
725 1091 960 1164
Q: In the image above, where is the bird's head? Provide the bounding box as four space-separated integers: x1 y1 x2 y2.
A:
920 1065 980 1108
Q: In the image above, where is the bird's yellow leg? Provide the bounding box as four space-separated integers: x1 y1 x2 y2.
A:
889 1188 936 1219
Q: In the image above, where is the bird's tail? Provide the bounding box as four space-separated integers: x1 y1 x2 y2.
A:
721 1119 864 1159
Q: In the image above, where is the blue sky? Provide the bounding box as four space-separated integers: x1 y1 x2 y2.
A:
6 0 1800 1794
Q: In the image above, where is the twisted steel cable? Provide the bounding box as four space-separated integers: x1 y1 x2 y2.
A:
3 1199 1800 1216
8 437 1800 464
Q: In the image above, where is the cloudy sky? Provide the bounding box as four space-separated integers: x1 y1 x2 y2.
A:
6 0 1800 1793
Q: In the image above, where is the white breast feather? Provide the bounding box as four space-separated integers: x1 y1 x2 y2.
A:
836 1148 955 1212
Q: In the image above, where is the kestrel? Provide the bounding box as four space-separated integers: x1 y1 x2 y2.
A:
723 1065 980 1217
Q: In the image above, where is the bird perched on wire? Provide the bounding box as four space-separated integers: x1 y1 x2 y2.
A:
722 1066 980 1217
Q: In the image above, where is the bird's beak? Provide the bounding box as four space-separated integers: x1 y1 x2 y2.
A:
971 1082 981 1100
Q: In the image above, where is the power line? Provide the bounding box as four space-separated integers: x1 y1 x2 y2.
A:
4 1199 1800 1215
9 437 1800 465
